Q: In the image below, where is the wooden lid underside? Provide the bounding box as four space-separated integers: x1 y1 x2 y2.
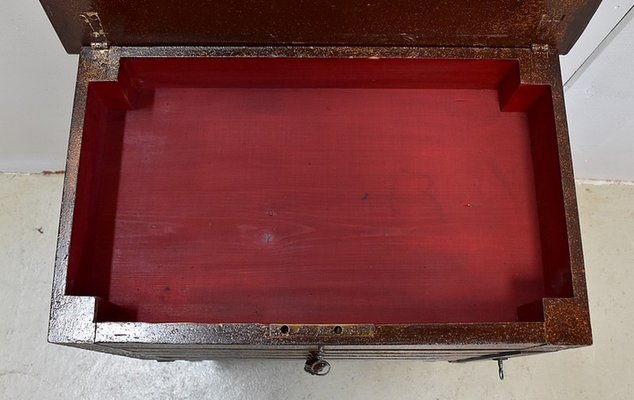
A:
40 0 601 54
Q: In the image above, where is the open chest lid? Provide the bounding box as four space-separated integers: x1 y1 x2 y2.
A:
41 0 600 55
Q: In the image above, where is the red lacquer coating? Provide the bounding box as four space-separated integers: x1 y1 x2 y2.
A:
66 58 566 324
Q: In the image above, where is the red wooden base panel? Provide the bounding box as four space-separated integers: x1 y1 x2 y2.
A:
65 58 572 324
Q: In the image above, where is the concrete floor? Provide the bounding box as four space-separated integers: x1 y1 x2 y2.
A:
1 173 632 399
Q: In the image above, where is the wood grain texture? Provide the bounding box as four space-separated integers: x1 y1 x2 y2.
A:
39 0 601 54
66 58 557 325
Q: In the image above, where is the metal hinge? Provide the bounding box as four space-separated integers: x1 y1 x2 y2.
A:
80 12 109 50
531 43 550 53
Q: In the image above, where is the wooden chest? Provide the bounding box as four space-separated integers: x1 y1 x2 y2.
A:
43 0 598 375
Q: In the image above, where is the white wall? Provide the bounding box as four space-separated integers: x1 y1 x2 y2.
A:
563 4 634 182
0 0 77 172
559 0 633 83
0 0 632 181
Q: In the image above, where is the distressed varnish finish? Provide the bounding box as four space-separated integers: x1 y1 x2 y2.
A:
48 46 591 363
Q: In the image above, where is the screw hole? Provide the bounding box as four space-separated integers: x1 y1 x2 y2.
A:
334 326 343 334
280 325 289 334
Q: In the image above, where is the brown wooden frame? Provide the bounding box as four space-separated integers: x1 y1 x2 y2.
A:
48 45 591 363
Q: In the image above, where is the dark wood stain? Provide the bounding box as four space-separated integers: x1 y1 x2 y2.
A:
39 0 601 54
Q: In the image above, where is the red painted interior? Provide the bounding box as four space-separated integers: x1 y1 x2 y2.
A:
66 58 572 324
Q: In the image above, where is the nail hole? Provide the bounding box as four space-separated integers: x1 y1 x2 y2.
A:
334 326 343 334
280 325 289 334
